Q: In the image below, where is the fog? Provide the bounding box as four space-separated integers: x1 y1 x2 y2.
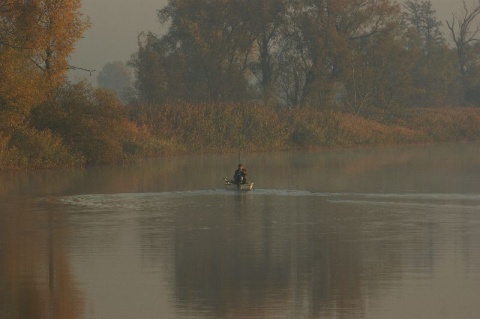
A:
67 0 461 85
68 0 168 83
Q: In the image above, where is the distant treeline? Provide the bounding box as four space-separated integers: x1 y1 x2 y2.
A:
3 0 480 169
129 0 480 109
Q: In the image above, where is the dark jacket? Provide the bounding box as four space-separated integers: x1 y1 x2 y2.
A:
234 167 247 184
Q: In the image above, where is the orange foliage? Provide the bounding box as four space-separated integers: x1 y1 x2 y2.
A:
394 108 480 142
128 103 480 156
337 113 423 145
3 95 480 169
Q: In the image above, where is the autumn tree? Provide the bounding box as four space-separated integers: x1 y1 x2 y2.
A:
1 1 46 130
1 0 89 87
0 0 89 131
278 0 401 109
30 0 89 87
0 0 90 168
132 0 467 110
246 0 288 104
353 27 419 113
154 0 256 102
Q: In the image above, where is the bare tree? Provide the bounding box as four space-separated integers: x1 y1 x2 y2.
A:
446 0 480 77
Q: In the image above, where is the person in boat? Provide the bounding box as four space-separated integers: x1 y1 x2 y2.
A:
233 163 248 184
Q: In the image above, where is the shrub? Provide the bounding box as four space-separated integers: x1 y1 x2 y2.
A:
4 128 81 169
33 82 143 164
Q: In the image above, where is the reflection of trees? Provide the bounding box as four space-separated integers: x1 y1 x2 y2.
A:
135 190 467 319
1 143 479 318
142 196 402 319
0 199 82 319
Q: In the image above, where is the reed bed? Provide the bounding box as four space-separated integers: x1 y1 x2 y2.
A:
3 101 480 169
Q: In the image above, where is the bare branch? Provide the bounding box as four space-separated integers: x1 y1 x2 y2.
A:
68 65 96 76
446 0 480 76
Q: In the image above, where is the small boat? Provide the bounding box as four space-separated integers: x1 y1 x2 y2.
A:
223 178 254 191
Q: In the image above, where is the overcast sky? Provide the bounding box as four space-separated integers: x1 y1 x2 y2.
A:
67 0 462 84
68 0 168 83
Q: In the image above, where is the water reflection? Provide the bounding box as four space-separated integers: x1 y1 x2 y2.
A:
57 189 476 319
0 198 83 319
169 197 380 318
1 142 480 319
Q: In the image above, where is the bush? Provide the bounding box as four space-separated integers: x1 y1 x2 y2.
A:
4 128 81 169
33 82 143 164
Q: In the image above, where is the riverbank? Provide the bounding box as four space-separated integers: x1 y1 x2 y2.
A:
127 103 480 152
1 102 480 169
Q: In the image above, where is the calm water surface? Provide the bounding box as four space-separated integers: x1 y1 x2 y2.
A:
1 143 480 319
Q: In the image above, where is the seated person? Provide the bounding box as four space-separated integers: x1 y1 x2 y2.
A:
233 164 248 184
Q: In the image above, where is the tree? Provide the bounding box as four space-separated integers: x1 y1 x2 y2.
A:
351 29 418 113
446 0 480 79
129 30 202 104
402 0 458 107
7 0 90 87
277 0 401 108
403 0 444 53
97 61 133 103
155 0 256 102
247 0 288 104
133 0 466 110
0 0 89 131
446 0 480 104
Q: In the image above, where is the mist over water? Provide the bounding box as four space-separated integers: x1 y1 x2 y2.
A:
2 143 480 319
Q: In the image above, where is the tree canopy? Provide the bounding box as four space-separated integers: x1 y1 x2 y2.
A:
0 0 89 130
129 0 480 110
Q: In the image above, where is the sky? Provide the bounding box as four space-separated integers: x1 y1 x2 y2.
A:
68 0 168 83
67 0 462 85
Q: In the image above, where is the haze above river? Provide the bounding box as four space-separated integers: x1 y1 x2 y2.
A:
1 143 480 319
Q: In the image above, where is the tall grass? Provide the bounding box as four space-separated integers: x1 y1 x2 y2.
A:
128 102 287 152
129 103 460 153
393 108 480 142
3 96 480 169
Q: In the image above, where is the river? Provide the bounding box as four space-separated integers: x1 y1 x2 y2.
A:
1 143 480 319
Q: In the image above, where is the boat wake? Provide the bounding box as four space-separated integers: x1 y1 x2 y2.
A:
55 189 480 213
